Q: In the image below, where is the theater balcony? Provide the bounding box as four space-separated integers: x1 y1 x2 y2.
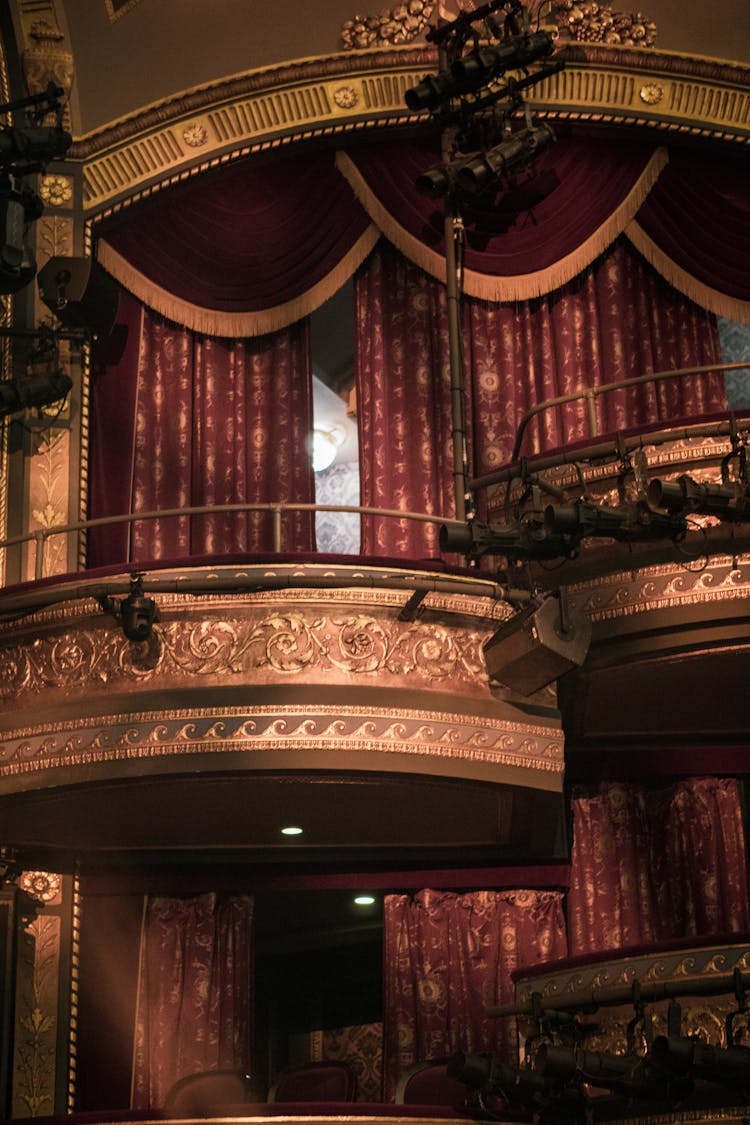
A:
0 2 748 1123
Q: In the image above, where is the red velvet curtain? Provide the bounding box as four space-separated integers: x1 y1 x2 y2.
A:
356 238 725 556
99 150 374 327
567 777 750 955
382 889 567 1098
356 245 454 558
132 893 254 1110
88 292 315 566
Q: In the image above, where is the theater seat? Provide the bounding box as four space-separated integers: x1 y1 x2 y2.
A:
163 1069 258 1115
394 1059 471 1107
268 1060 357 1102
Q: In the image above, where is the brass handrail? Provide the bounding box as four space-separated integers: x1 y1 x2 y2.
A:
508 360 750 469
0 502 466 583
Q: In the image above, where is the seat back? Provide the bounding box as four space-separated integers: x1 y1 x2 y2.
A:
164 1069 258 1116
394 1059 471 1107
268 1060 357 1103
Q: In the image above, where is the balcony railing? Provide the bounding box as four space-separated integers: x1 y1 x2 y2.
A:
2 361 749 586
470 360 750 490
0 503 468 584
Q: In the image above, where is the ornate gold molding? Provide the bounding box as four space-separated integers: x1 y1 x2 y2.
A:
571 552 750 623
16 2 74 123
515 942 750 1070
0 605 494 705
0 703 564 789
66 47 750 217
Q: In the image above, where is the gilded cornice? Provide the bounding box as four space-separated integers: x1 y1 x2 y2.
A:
571 552 750 624
66 46 750 217
0 703 564 790
0 603 494 706
0 578 563 791
515 942 750 1071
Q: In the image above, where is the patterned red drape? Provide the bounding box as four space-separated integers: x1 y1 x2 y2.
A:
567 778 750 955
132 893 254 1110
382 889 567 1099
88 293 315 565
356 246 454 558
356 239 725 556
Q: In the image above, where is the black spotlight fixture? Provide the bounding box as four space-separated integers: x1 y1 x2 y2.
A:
455 123 556 194
543 499 687 544
648 474 750 522
0 175 44 294
450 29 555 92
0 368 72 418
98 574 158 643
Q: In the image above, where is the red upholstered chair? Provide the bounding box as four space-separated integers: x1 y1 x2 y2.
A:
394 1059 472 1107
268 1060 357 1103
163 1069 258 1116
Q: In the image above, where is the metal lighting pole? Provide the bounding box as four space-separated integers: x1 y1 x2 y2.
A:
438 45 469 526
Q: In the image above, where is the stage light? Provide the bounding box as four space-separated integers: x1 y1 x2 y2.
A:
440 519 521 556
450 30 555 92
405 29 554 111
651 1035 750 1089
448 1051 584 1113
648 474 750 521
0 176 43 294
98 574 157 643
0 124 71 169
483 594 591 695
455 124 556 193
119 575 157 642
0 369 72 418
405 72 459 112
416 157 479 199
543 500 687 544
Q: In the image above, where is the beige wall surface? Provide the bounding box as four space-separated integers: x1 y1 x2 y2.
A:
55 0 750 135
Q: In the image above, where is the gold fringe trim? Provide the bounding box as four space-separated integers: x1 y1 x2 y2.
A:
626 221 750 326
336 148 670 302
97 225 381 336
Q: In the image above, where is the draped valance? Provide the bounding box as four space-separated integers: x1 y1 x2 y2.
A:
337 138 668 301
98 150 378 337
96 138 750 335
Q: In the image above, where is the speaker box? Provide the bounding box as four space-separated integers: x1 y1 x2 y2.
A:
37 255 119 336
483 596 591 696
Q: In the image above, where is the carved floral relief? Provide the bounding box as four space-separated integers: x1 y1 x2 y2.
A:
0 608 491 704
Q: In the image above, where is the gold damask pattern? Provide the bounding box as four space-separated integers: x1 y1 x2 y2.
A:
0 610 490 703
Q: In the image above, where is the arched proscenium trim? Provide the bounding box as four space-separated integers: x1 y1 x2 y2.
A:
68 46 750 218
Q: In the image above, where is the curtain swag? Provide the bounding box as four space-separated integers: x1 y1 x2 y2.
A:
98 226 380 339
96 139 749 334
625 221 750 325
336 146 668 303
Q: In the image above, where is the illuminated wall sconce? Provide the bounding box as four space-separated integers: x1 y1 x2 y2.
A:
312 427 344 473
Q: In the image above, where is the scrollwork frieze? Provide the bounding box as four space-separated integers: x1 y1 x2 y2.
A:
0 704 564 781
0 609 494 705
572 553 750 622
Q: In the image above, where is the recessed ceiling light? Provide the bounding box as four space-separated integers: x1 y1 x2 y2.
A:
280 826 303 836
354 894 376 906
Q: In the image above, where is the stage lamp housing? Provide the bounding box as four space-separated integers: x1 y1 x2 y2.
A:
455 124 555 193
451 30 555 92
0 369 72 418
648 474 750 521
120 576 158 642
